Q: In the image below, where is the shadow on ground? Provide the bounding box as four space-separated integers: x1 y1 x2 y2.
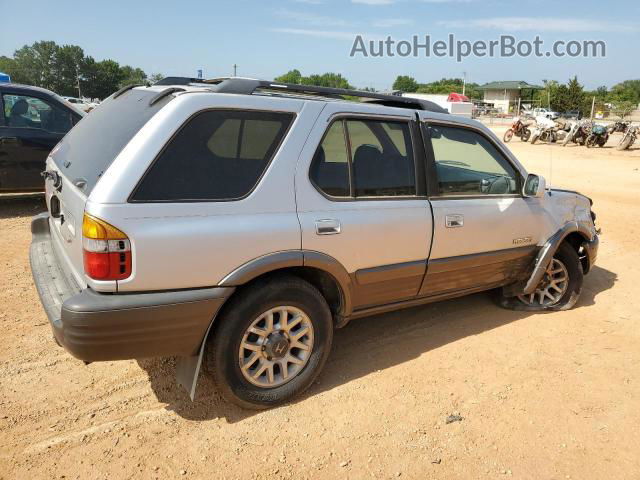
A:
139 264 617 423
0 195 46 219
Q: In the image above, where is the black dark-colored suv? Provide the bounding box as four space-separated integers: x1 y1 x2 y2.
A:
0 83 84 193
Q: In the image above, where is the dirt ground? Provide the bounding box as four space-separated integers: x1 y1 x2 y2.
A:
1 132 639 480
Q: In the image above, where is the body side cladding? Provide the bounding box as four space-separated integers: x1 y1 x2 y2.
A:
351 260 426 310
419 246 537 297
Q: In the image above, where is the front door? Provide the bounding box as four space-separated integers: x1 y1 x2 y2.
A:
0 93 71 191
295 103 433 311
418 118 545 296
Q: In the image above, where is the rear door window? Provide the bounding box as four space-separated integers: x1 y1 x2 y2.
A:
132 110 294 202
309 118 416 198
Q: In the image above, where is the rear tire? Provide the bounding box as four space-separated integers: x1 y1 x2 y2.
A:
531 133 539 144
521 128 531 142
205 274 333 409
586 134 596 148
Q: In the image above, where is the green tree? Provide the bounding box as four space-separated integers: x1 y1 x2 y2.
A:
274 69 303 84
612 100 636 119
0 56 27 83
12 41 59 90
414 77 481 99
610 79 640 104
54 44 85 96
302 73 351 89
1 40 151 99
392 75 418 92
119 65 147 88
148 73 165 85
274 70 352 89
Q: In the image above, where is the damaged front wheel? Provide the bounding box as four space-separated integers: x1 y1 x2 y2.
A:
499 243 584 311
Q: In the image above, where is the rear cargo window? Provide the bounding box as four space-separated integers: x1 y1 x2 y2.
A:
50 88 169 194
131 110 294 202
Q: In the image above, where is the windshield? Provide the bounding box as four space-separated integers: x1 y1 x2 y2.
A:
51 87 169 194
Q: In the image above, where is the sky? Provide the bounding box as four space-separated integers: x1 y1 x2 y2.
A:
1 0 638 90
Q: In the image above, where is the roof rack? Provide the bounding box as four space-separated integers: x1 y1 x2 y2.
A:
154 76 449 114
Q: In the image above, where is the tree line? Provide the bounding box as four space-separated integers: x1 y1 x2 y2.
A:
393 74 640 117
1 46 638 117
0 41 163 99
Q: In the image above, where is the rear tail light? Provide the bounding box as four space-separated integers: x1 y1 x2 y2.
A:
82 213 132 280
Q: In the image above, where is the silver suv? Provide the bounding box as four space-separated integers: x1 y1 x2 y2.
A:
30 78 599 409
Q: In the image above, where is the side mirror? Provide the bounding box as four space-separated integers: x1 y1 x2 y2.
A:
523 174 546 198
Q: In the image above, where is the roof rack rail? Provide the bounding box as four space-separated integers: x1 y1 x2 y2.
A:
156 76 449 114
154 76 208 86
148 87 186 106
113 83 143 99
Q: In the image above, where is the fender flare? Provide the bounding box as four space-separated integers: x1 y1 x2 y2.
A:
522 222 593 295
176 250 354 400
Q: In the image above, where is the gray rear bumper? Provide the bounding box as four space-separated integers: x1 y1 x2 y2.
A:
30 213 234 362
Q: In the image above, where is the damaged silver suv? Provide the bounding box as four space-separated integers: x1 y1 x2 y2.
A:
30 78 599 409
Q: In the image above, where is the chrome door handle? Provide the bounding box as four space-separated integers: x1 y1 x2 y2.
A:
315 219 341 235
445 214 464 228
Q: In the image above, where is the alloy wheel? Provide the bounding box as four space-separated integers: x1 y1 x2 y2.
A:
518 258 569 307
238 306 314 388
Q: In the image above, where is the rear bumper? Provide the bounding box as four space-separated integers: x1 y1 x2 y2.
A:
30 213 234 362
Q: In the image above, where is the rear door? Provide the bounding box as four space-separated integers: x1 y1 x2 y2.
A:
418 116 544 296
296 103 433 310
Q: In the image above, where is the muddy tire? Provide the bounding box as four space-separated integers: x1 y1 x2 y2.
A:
498 243 583 312
205 274 333 409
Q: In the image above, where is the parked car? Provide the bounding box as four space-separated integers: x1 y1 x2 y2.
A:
1 84 84 193
523 107 559 120
30 78 599 409
560 110 582 120
63 96 99 113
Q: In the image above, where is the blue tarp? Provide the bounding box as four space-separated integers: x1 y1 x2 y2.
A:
0 72 11 83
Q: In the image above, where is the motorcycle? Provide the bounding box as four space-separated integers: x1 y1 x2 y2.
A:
503 118 532 142
608 121 629 134
530 116 558 144
616 125 637 151
586 124 609 148
562 120 592 146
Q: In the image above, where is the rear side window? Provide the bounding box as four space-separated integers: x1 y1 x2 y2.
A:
132 110 294 202
309 121 350 197
310 118 416 198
